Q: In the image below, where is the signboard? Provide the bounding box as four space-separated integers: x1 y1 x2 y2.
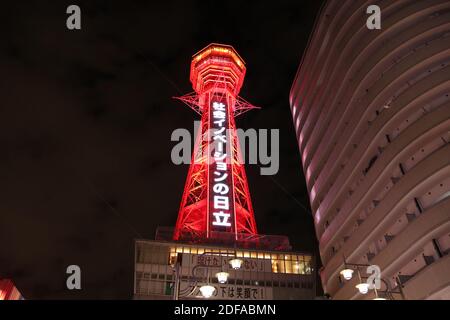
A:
179 253 274 300
183 253 272 273
191 283 273 300
207 96 236 235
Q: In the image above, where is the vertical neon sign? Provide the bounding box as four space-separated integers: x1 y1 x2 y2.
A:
208 96 235 235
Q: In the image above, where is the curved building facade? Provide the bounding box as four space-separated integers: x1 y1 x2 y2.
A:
290 0 450 299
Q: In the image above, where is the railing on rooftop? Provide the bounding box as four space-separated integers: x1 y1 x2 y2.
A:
155 226 292 251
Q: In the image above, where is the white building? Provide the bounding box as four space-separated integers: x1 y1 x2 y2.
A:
290 0 450 300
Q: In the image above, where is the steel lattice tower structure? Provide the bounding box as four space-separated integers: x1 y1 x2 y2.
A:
173 43 259 242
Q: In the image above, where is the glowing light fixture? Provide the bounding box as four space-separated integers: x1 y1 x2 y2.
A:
340 268 354 280
356 283 370 294
199 285 216 298
229 258 243 269
215 272 229 284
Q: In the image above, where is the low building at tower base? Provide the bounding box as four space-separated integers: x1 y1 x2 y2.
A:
133 228 316 300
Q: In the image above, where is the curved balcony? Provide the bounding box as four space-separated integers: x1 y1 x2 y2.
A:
318 101 450 247
322 147 450 294
332 197 450 299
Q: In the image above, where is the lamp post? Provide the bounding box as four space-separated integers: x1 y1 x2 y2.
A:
173 251 243 300
339 256 406 300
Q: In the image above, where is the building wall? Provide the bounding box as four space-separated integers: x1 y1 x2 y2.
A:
134 240 315 300
289 0 450 299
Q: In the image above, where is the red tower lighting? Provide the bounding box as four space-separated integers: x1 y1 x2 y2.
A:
173 43 259 242
0 279 22 300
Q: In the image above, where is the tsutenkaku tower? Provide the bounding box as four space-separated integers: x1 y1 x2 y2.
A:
173 43 259 241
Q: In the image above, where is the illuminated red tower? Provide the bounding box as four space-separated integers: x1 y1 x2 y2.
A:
173 43 259 242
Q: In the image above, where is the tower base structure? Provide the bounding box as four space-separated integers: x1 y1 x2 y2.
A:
133 232 316 300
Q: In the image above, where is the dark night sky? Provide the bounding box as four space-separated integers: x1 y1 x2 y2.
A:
0 0 324 298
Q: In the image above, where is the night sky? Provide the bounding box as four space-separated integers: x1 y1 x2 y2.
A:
0 0 324 299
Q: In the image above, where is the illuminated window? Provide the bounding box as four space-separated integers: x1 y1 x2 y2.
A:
168 253 177 266
272 260 279 273
285 260 293 274
277 260 286 273
183 247 190 253
293 261 302 274
271 260 285 273
244 252 250 258
257 252 264 259
304 256 312 274
236 251 243 258
250 252 257 258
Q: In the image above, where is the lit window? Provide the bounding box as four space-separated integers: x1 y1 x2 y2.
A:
285 260 293 274
293 261 303 274
277 260 285 273
168 253 177 266
272 261 278 273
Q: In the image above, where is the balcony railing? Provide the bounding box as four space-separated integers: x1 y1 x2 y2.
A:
154 226 292 251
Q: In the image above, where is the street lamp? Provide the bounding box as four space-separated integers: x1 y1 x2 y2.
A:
215 271 229 284
199 285 216 298
339 268 354 280
229 258 243 269
355 283 370 294
173 251 242 300
339 256 406 300
372 285 387 300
